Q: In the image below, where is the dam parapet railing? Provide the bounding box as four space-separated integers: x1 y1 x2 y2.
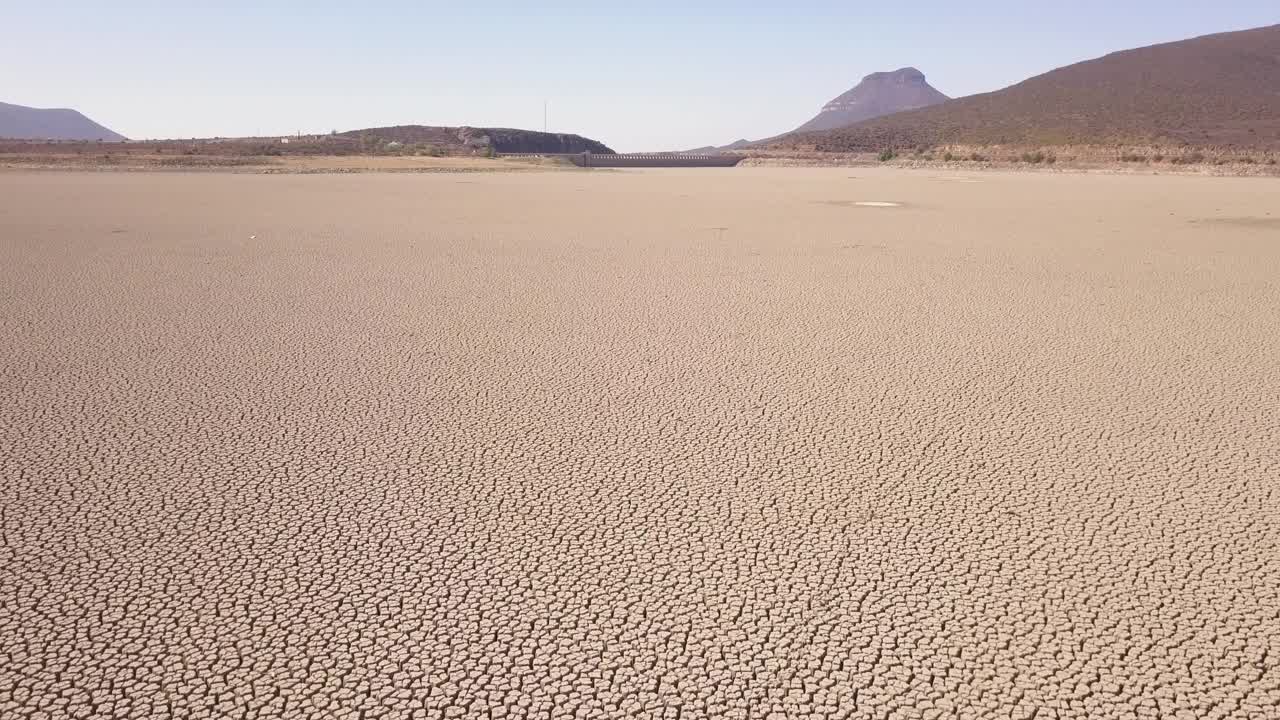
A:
497 152 744 168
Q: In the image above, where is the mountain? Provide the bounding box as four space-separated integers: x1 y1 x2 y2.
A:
685 139 752 154
771 25 1280 151
482 127 613 154
683 69 946 153
792 68 950 133
337 125 613 154
0 102 126 141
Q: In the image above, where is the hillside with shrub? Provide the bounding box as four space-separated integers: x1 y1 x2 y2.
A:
768 25 1280 152
337 126 613 154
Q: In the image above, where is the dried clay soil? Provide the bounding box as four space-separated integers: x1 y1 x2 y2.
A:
3 169 1278 719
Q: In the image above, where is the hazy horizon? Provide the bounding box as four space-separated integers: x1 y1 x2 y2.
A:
5 2 1277 151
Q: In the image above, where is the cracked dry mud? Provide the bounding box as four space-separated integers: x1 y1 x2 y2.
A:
2 168 1278 720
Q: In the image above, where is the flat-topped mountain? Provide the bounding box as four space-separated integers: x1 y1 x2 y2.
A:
0 101 125 141
683 69 946 153
792 67 950 133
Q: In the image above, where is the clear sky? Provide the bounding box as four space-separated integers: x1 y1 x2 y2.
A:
4 2 1276 151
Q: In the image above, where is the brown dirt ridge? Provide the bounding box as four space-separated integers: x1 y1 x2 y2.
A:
3 168 1278 719
0 125 613 169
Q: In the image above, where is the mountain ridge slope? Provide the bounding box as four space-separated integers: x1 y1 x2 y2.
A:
0 102 126 141
770 24 1280 151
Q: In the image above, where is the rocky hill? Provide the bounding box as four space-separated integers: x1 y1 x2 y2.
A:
770 25 1280 151
793 68 949 133
0 101 125 141
683 69 945 153
339 126 613 154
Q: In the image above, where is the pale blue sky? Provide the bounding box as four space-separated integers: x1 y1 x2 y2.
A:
4 2 1276 151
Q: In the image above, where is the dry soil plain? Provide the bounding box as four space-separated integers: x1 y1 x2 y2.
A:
2 168 1279 720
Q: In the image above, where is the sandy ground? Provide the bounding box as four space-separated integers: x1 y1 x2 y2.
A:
2 168 1278 719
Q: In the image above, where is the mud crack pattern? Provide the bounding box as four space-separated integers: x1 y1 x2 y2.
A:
3 169 1279 719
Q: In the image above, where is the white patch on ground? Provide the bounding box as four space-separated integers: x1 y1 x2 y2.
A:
855 201 902 207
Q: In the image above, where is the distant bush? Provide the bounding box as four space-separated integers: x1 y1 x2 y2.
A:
1267 158 1277 166
878 149 898 162
1151 154 1165 163
968 152 986 162
157 157 264 168
1021 151 1046 164
943 151 956 162
412 143 445 157
1119 153 1146 162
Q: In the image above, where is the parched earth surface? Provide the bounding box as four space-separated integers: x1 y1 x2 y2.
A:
2 169 1278 720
